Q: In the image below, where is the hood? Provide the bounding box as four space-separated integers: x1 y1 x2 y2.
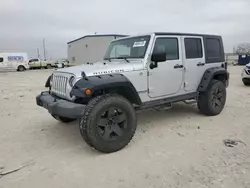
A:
54 60 143 78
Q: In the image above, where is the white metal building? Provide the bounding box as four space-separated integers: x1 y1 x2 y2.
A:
67 34 127 65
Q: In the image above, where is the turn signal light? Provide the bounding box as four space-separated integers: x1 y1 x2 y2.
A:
85 89 92 96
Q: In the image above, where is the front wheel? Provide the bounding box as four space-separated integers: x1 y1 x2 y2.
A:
198 80 226 116
79 94 137 153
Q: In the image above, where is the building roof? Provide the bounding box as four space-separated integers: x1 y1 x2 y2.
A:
67 34 127 44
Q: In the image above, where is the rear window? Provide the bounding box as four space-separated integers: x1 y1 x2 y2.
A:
206 38 221 58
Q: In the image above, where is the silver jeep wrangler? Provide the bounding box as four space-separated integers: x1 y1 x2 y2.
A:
37 32 229 153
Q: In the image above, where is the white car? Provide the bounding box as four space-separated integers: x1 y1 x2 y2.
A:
37 32 229 153
241 63 250 85
0 52 29 71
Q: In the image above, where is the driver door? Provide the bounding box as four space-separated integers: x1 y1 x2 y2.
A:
148 36 184 98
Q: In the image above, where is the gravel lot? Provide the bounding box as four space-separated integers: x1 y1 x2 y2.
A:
0 66 250 188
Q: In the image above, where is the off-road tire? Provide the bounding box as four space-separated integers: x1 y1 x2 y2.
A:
242 79 250 86
79 94 137 153
198 79 226 116
17 65 25 71
52 115 77 123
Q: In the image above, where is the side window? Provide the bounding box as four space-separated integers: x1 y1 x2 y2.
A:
153 38 179 60
206 38 221 58
185 38 203 59
0 57 3 62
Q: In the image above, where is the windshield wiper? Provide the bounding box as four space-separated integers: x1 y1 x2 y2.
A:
104 58 111 62
115 57 130 63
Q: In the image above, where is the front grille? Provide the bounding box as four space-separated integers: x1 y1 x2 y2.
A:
245 69 250 75
51 75 68 97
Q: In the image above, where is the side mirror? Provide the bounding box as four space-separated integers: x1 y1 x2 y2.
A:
151 52 167 63
150 52 166 69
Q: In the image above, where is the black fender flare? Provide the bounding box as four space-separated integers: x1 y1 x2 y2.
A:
198 67 229 92
71 74 142 105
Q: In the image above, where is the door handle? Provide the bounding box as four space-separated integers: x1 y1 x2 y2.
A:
174 64 183 69
197 62 205 66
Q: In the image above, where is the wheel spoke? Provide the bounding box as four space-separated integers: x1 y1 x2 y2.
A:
112 125 123 136
107 107 116 118
214 99 221 106
97 118 109 126
114 113 126 124
217 92 223 98
102 127 112 140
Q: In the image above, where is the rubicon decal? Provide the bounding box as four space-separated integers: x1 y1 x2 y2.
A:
93 69 124 75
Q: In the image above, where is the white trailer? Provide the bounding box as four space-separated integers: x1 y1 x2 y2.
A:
0 52 29 71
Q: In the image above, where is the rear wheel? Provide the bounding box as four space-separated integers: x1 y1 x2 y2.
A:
79 94 137 153
17 65 25 71
198 79 226 116
52 115 77 123
46 64 52 69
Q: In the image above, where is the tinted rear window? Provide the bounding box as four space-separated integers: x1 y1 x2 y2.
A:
206 38 221 58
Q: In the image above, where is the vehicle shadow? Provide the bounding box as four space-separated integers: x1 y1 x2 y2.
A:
41 102 200 155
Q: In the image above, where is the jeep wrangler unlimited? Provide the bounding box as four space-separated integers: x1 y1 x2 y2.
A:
36 32 229 153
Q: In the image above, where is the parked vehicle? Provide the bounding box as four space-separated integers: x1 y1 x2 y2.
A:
0 52 29 71
28 58 55 69
241 63 250 85
238 55 250 65
36 32 229 153
54 59 70 68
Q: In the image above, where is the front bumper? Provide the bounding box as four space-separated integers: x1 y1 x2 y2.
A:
36 91 85 119
242 68 250 79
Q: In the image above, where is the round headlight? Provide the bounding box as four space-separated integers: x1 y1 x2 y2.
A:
69 76 75 87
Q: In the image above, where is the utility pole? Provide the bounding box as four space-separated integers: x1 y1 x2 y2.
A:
37 48 40 59
43 38 46 61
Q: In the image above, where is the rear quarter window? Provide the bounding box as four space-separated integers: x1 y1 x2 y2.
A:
206 38 221 58
204 36 225 63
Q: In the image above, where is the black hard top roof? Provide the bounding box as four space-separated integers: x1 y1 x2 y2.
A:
154 32 221 37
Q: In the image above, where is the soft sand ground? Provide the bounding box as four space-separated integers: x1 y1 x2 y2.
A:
0 66 249 188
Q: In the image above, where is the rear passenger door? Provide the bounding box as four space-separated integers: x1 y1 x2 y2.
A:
182 36 206 92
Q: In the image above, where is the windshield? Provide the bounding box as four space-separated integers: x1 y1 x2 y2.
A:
104 35 150 60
